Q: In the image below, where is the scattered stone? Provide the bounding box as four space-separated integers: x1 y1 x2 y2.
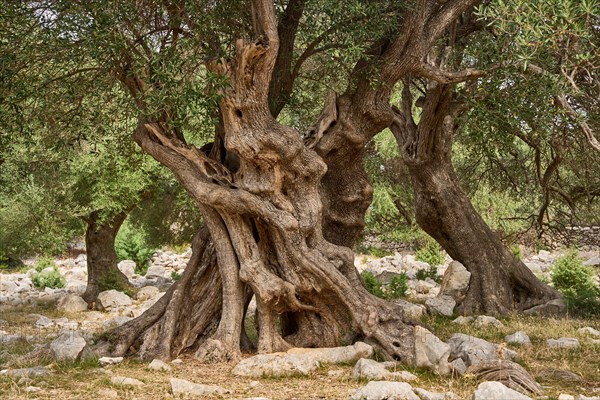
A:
414 387 460 400
103 316 133 330
447 333 517 366
35 316 54 328
287 341 373 364
0 367 51 377
577 327 600 337
145 265 166 279
97 290 132 310
232 353 319 377
97 388 118 398
50 331 87 361
450 358 467 376
425 295 456 317
559 395 575 400
233 342 373 377
98 357 123 366
135 286 160 301
57 294 88 313
583 256 600 266
24 386 42 393
547 338 580 349
172 359 183 365
352 358 417 381
394 299 427 319
110 375 144 386
148 358 171 371
0 279 18 293
170 377 231 396
523 298 566 316
413 326 451 375
350 381 420 400
117 260 136 278
249 380 260 388
439 260 470 302
575 395 600 400
473 315 504 329
505 331 532 346
451 316 473 325
472 381 531 400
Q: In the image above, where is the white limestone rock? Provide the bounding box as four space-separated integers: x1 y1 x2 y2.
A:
350 381 420 400
505 331 532 346
413 326 451 375
50 331 87 361
170 377 230 396
439 260 470 302
425 295 456 317
96 290 132 311
547 338 580 349
110 376 144 386
473 315 504 329
472 381 531 400
448 333 517 366
148 359 171 371
57 294 88 313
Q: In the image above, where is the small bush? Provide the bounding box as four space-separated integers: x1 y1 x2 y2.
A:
415 265 440 283
415 240 445 266
361 271 408 299
387 273 408 299
361 270 385 298
551 249 600 316
115 222 155 274
510 244 523 260
171 271 182 281
31 258 66 289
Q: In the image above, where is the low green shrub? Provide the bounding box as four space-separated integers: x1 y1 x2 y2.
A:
415 265 441 283
115 222 155 274
387 273 408 299
361 270 385 298
361 270 408 299
415 240 445 266
31 257 66 289
551 249 600 316
171 271 182 281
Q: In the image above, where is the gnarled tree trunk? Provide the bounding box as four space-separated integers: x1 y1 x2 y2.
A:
391 82 563 315
105 0 424 366
82 210 133 304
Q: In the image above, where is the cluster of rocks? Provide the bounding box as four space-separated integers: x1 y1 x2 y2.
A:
0 248 191 307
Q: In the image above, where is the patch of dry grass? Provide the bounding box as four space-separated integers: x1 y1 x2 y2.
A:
1 307 599 399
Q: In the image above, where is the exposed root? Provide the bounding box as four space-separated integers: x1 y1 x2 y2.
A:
466 360 543 395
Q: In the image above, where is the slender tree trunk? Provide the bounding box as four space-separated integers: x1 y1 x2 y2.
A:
409 159 562 314
82 210 133 304
392 82 563 315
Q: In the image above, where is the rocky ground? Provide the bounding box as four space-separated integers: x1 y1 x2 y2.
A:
0 247 599 399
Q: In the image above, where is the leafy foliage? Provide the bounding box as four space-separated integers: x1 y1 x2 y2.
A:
361 270 408 299
387 274 409 299
115 221 155 274
551 249 600 316
30 257 66 289
415 240 445 267
361 271 385 298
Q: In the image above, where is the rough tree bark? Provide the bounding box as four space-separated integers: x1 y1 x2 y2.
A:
104 0 429 365
391 81 563 315
82 210 133 304
99 0 485 369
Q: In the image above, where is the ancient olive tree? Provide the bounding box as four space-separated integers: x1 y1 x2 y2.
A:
18 0 479 365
